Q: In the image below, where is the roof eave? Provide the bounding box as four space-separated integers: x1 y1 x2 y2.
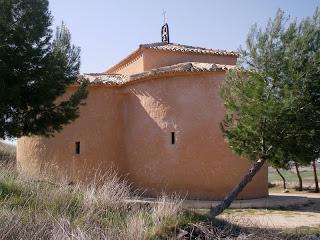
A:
74 69 230 88
105 47 143 74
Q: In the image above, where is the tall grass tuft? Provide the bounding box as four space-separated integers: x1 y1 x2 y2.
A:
0 155 188 240
0 142 16 164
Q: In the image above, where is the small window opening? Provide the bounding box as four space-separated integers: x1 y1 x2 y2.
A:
75 141 80 154
171 132 175 144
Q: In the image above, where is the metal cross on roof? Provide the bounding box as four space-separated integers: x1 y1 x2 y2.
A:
162 10 166 24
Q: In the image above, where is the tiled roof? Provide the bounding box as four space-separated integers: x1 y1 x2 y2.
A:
140 42 239 56
81 62 235 86
81 73 128 85
130 62 235 81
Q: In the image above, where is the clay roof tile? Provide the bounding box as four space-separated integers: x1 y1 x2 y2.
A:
81 62 236 86
140 42 239 56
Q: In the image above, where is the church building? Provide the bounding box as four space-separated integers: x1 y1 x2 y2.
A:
17 24 268 200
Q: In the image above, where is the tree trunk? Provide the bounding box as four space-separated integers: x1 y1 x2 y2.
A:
209 158 267 216
312 160 319 193
294 162 303 191
275 168 286 190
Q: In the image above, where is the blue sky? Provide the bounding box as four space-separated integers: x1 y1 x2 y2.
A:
1 0 319 145
49 0 319 74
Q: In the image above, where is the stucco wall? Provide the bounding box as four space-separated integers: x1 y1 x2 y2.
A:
107 49 237 76
109 53 144 76
143 50 237 71
122 73 267 200
17 73 268 200
17 86 126 183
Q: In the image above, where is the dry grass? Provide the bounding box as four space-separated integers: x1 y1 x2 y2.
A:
0 146 319 239
0 142 16 164
0 162 185 239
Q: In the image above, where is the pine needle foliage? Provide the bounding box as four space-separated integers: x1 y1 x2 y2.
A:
227 8 320 166
0 0 88 139
212 9 320 215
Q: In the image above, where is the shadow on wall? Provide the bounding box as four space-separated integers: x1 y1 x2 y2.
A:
120 76 268 200
122 87 175 192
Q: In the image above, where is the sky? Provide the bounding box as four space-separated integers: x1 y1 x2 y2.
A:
1 0 319 145
48 0 319 74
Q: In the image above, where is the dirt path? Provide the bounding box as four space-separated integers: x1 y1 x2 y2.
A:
220 192 320 229
221 209 320 228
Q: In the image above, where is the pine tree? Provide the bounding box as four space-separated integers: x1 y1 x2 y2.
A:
294 162 303 191
0 0 88 139
311 160 319 193
210 9 320 216
275 168 287 190
283 8 320 193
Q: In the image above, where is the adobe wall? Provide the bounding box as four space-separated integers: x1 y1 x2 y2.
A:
17 86 126 183
143 50 237 71
109 52 144 76
121 73 268 200
17 73 268 200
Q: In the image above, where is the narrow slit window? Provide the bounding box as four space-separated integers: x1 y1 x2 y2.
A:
75 141 80 154
171 132 175 144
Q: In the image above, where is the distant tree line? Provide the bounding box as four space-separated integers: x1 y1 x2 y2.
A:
274 160 319 192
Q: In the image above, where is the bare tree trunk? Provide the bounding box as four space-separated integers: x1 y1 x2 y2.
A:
209 158 267 216
275 168 286 190
312 160 319 193
294 162 303 191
